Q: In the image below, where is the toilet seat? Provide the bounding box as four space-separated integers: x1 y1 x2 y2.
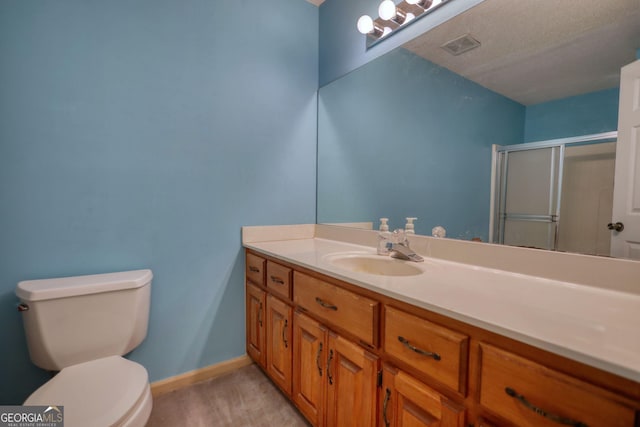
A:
24 356 152 427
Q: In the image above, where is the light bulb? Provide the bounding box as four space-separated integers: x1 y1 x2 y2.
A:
357 15 374 34
378 0 397 21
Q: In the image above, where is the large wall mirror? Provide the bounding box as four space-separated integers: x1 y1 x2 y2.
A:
317 0 640 258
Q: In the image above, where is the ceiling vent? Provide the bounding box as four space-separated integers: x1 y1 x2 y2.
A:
441 33 481 56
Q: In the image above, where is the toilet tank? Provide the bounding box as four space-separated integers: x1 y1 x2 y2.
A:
16 269 152 371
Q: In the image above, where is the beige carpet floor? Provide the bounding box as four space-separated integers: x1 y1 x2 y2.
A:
147 363 310 427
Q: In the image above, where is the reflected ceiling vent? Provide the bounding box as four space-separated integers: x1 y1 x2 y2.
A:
441 33 481 56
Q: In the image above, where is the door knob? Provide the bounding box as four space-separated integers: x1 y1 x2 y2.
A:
607 222 624 232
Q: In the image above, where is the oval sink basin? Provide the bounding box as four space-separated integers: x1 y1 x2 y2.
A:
326 253 423 277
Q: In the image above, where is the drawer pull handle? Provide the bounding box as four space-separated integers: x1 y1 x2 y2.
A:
327 349 334 385
315 297 338 311
258 302 263 327
249 266 260 273
505 387 588 427
316 342 323 377
282 319 288 348
398 336 441 361
382 388 391 427
270 275 285 285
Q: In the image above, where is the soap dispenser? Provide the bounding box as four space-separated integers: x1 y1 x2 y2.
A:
405 217 417 235
377 218 391 255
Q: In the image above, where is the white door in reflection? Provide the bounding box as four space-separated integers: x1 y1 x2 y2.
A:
611 59 640 260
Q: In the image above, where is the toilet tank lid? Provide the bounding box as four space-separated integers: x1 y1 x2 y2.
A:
16 269 153 302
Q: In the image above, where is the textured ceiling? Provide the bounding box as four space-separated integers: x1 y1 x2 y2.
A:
403 0 640 105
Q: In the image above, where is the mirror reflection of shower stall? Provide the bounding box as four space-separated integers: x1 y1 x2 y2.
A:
491 132 617 256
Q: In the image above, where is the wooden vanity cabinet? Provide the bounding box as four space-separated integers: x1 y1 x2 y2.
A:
245 250 640 427
265 293 293 395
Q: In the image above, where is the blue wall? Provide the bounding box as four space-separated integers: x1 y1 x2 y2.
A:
0 0 318 403
317 48 524 239
524 88 620 142
319 0 484 86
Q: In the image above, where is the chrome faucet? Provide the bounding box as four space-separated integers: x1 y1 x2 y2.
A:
387 229 424 262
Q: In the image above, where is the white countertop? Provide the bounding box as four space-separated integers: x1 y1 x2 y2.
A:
245 237 640 382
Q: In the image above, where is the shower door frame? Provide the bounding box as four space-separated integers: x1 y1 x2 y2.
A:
489 131 618 250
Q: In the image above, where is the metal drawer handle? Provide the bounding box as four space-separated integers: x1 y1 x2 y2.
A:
327 349 334 385
315 297 338 311
270 275 285 285
282 319 288 348
258 302 263 327
249 266 260 273
382 388 391 427
316 342 323 377
505 387 588 427
397 336 441 361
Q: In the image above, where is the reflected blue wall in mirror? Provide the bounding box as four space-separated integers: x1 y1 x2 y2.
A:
524 88 620 142
317 48 524 240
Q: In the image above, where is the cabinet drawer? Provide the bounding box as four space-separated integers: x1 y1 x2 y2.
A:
384 306 468 394
381 364 466 427
267 261 292 300
246 252 265 286
293 272 379 347
479 343 638 427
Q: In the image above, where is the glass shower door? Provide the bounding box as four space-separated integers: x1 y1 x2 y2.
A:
495 146 562 250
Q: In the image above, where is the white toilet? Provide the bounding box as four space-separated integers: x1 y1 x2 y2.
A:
16 269 154 427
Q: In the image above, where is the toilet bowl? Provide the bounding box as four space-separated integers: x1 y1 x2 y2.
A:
17 270 153 427
24 356 152 427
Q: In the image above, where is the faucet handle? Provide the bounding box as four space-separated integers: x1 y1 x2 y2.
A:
392 229 408 245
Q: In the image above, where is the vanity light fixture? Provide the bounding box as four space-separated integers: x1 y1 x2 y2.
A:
357 0 449 48
378 0 414 26
356 15 388 38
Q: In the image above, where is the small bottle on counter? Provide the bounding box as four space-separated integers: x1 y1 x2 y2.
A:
377 218 391 255
405 217 417 235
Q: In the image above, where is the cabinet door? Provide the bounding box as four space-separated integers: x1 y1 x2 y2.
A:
266 294 293 395
381 364 465 427
325 333 378 427
293 311 328 427
246 282 266 368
